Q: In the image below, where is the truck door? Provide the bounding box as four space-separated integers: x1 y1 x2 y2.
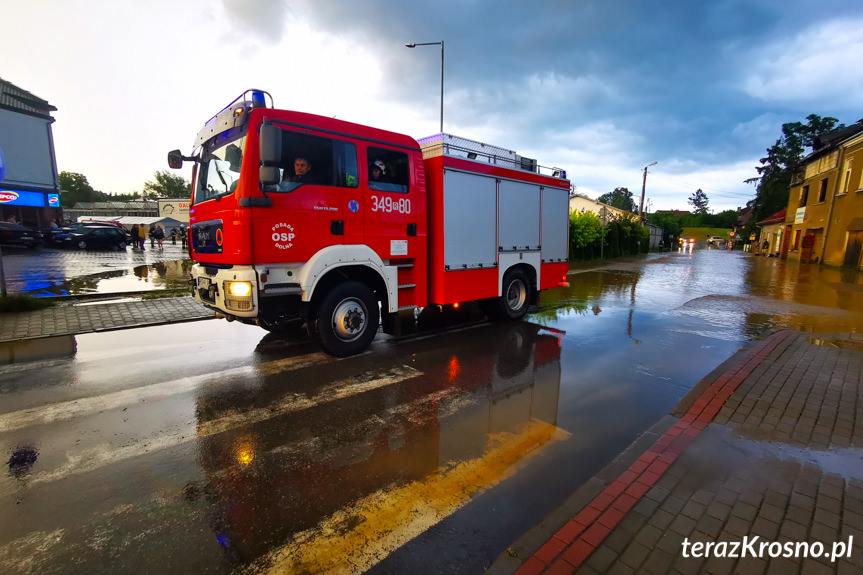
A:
252 128 360 262
362 145 418 262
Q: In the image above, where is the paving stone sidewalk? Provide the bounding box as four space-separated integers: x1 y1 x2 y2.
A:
491 330 863 575
0 295 213 341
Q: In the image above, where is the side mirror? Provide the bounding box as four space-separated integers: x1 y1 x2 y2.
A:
260 166 280 186
259 123 281 166
167 150 184 169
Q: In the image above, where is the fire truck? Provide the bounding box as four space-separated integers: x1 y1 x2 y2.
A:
168 90 570 356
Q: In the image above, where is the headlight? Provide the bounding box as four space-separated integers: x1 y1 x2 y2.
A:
224 281 254 311
227 281 252 297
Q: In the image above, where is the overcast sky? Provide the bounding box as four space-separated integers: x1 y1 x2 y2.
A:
6 0 863 213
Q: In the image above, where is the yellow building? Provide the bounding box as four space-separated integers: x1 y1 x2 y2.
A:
783 123 863 267
568 193 629 220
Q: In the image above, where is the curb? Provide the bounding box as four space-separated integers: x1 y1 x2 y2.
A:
487 330 792 574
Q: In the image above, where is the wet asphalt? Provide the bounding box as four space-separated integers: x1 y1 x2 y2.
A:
0 246 862 573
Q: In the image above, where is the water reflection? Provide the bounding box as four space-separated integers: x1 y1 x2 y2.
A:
16 259 192 296
190 322 562 569
541 251 863 341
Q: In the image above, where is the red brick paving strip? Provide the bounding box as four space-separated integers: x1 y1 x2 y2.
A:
515 330 793 575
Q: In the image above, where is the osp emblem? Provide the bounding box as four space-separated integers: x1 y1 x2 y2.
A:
271 222 295 250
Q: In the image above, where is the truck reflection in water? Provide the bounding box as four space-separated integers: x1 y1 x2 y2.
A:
191 321 563 571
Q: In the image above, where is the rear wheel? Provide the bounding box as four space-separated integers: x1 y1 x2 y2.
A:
117 242 126 250
77 240 87 250
310 281 379 357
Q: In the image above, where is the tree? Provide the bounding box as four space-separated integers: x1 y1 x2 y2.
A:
143 170 192 199
745 114 843 228
596 187 636 212
648 211 682 244
688 189 709 214
58 171 108 207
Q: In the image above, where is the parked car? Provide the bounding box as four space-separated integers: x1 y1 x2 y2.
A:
58 225 130 250
0 222 43 249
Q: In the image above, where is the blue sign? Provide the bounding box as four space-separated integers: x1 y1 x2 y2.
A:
0 146 5 182
348 200 359 213
47 193 60 207
0 190 47 207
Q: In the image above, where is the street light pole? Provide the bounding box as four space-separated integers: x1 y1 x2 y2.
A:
405 41 444 133
638 161 657 225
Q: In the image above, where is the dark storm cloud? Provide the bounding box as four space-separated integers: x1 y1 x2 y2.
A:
275 1 856 154
219 0 863 205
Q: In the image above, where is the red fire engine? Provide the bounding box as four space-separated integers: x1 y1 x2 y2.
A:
168 90 570 356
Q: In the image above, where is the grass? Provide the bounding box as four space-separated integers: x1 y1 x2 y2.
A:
0 294 55 313
139 288 190 300
681 227 733 240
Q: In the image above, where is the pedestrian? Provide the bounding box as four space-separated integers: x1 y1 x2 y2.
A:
130 224 140 249
149 224 157 248
180 226 187 249
170 228 178 245
137 223 146 250
154 225 165 249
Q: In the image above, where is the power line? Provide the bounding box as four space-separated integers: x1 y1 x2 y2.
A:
649 173 755 198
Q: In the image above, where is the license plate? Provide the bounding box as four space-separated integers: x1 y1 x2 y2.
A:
20 236 32 240
198 277 211 289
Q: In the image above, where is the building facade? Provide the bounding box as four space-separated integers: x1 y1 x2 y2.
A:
0 78 63 227
783 123 863 267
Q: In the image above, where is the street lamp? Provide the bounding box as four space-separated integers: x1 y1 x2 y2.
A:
405 41 444 133
638 161 657 224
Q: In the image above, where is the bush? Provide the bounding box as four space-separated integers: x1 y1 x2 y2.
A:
0 295 55 313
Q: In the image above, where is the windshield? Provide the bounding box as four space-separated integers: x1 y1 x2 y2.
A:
195 132 247 203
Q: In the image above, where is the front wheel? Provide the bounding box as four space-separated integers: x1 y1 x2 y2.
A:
77 240 87 250
496 269 530 320
311 281 379 357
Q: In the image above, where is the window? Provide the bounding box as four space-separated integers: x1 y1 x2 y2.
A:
269 130 358 192
800 185 809 207
818 178 828 203
842 160 852 194
366 147 410 193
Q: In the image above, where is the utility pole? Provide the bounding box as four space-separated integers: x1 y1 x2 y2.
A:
638 161 657 225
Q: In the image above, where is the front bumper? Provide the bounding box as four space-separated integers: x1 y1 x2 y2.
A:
190 264 259 318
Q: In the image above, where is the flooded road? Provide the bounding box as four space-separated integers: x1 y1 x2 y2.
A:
1 249 862 574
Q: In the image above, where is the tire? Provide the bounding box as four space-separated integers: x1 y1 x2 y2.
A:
117 242 126 250
497 268 530 320
77 240 87 250
311 281 379 357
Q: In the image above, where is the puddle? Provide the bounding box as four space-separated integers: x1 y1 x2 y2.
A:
738 438 863 482
808 336 863 353
18 259 192 297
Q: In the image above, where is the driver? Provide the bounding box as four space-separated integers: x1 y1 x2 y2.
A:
284 156 319 184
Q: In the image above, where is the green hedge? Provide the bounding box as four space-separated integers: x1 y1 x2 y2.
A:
569 210 649 261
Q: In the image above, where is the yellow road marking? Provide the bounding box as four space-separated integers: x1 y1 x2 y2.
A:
251 421 570 575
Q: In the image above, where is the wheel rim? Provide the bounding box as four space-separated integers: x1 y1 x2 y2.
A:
331 297 367 342
506 278 527 312
78 240 87 249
